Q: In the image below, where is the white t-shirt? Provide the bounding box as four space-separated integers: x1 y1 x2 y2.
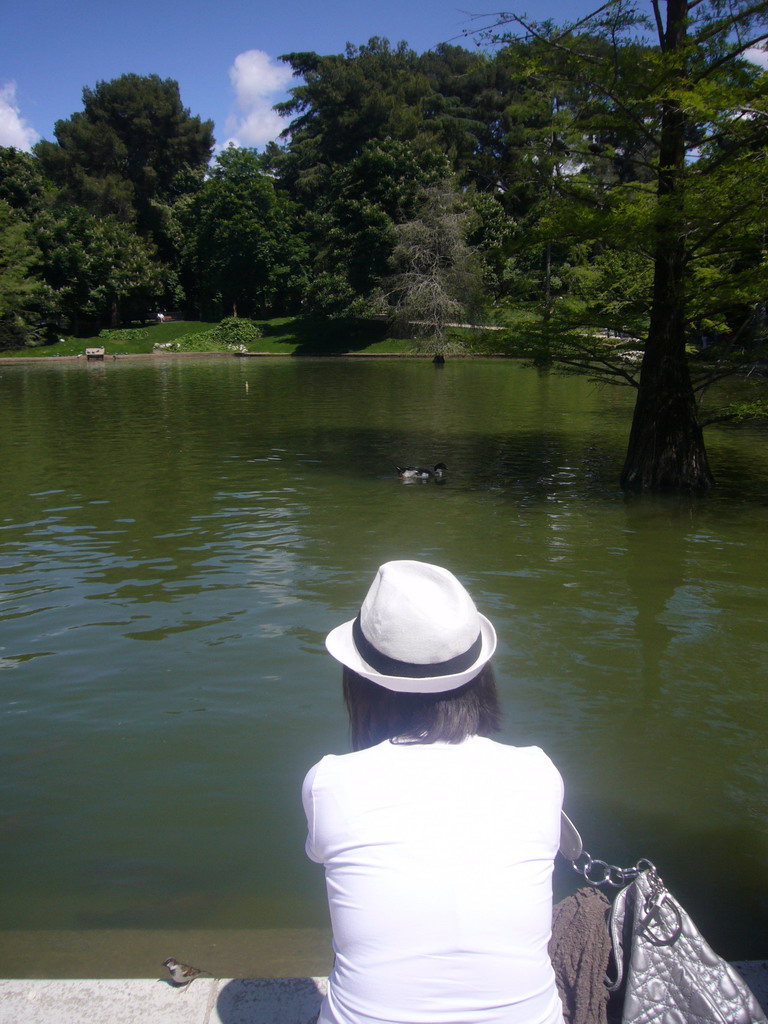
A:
302 735 565 1024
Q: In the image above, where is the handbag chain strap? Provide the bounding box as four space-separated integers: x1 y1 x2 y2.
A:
570 851 656 888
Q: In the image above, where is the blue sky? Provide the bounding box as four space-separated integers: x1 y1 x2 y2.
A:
1 0 592 153
4 0 766 156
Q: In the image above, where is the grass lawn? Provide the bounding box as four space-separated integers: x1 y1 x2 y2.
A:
1 317 426 358
1 316 508 359
2 320 215 358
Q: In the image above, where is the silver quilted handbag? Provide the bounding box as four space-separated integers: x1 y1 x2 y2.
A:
607 867 767 1024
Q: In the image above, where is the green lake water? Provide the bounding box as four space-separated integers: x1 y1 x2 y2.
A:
0 355 766 977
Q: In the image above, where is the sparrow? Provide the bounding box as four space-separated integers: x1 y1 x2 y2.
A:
162 957 211 990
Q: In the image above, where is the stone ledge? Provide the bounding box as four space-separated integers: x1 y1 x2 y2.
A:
0 965 765 1024
0 977 328 1024
736 961 768 1011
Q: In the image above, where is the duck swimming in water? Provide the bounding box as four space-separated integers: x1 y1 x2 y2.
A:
396 462 447 480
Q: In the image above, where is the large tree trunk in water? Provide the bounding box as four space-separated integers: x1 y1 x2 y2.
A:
620 0 714 492
620 269 714 490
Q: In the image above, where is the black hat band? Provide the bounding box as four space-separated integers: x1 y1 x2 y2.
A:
352 616 483 679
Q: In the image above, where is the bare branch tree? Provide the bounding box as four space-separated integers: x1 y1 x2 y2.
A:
387 183 486 353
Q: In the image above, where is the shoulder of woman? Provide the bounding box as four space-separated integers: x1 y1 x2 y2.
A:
484 740 563 779
482 738 556 761
303 742 396 790
518 744 562 775
303 752 339 785
302 748 359 785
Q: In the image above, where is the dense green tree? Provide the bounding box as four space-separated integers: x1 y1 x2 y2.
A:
31 75 214 315
0 200 56 348
37 207 163 331
489 0 768 490
261 41 559 316
275 40 520 193
276 40 482 170
0 147 53 220
302 138 453 315
464 189 517 297
471 33 657 341
276 39 429 171
34 74 214 245
186 146 307 318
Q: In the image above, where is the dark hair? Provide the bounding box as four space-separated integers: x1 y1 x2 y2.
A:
342 664 502 751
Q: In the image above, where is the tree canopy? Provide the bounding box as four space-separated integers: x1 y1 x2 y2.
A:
0 200 55 348
484 0 768 489
35 74 214 240
187 146 307 318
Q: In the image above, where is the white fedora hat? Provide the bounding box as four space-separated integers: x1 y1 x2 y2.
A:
325 560 497 693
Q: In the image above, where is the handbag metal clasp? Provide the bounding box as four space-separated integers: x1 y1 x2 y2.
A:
638 887 683 946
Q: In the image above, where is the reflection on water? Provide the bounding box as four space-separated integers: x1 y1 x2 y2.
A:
0 356 766 975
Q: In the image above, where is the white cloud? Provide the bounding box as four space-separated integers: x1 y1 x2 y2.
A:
223 50 294 149
745 46 768 69
0 81 39 151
